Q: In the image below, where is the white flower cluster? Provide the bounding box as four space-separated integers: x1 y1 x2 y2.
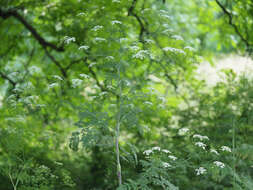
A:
129 45 140 51
168 155 177 161
195 167 207 175
159 10 171 20
77 12 86 16
89 62 96 68
221 146 232 152
161 149 171 154
144 101 152 105
132 50 150 60
63 36 75 44
79 45 89 50
171 35 183 41
178 127 189 135
71 79 83 88
94 37 107 43
112 20 122 25
143 146 172 156
29 66 41 74
195 142 206 150
193 134 209 141
163 47 186 55
79 74 90 79
184 46 195 51
53 75 63 81
144 39 154 44
91 25 103 32
48 83 59 89
143 149 153 156
210 149 219 155
152 146 160 151
105 56 114 60
213 161 225 168
162 162 171 168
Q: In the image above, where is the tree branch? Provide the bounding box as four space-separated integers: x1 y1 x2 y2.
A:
43 48 68 78
0 71 16 86
215 0 251 48
128 0 147 42
0 8 64 52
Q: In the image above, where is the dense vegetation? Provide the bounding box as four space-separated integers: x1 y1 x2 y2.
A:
0 0 253 189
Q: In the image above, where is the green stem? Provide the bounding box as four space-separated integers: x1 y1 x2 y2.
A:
232 117 236 189
115 67 122 186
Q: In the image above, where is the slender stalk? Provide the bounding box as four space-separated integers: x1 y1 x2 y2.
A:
232 117 236 189
115 67 122 186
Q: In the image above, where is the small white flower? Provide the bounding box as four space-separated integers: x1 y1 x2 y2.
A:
144 39 154 44
193 134 209 141
53 75 63 81
48 83 59 89
160 13 171 19
144 101 152 105
55 22 62 31
29 66 41 74
63 36 75 44
94 37 106 43
195 142 206 150
80 74 90 79
179 128 189 135
221 146 232 152
71 79 83 88
159 10 168 14
141 8 150 14
112 20 122 25
107 85 114 90
210 149 219 155
162 162 171 168
129 46 140 51
77 12 86 16
89 62 96 68
143 149 153 156
213 161 225 168
171 35 183 41
132 50 150 60
79 45 89 50
91 25 103 32
151 146 160 151
195 167 207 175
162 23 169 28
112 0 120 3
163 47 186 55
105 56 114 60
162 149 171 154
99 92 108 96
184 46 195 51
119 38 128 43
168 155 177 161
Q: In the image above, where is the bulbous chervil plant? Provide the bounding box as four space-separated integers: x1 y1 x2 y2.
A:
0 0 253 189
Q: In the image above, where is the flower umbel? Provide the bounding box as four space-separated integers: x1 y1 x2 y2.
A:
195 167 207 175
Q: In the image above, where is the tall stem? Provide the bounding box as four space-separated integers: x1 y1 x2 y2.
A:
115 67 122 186
232 116 236 189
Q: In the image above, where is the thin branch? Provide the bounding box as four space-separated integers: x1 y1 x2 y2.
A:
43 48 68 78
0 71 16 86
65 58 83 71
128 0 147 42
82 58 119 98
0 8 64 52
215 0 251 48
